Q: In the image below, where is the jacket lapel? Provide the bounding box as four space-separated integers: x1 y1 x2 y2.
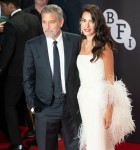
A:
40 35 52 79
11 10 22 18
62 32 73 82
40 33 73 84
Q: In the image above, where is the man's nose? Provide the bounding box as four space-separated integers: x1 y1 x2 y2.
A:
43 22 50 29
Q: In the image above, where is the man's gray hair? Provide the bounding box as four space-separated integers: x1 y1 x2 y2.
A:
41 4 64 20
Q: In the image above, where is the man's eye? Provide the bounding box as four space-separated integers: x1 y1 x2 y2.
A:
50 21 56 24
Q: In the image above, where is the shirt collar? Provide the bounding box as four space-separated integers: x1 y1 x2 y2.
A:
55 32 62 43
11 9 22 17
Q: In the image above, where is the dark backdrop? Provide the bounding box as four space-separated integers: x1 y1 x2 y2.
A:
81 0 140 143
101 0 140 143
0 0 139 144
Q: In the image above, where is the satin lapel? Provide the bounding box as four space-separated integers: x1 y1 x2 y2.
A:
11 11 22 18
62 33 73 82
40 35 52 79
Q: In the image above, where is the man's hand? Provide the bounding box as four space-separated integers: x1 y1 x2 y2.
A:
31 108 35 114
0 22 5 32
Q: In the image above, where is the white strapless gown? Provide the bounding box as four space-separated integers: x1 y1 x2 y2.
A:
77 55 135 150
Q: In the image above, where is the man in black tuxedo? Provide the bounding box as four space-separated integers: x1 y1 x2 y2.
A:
23 4 81 150
24 0 69 32
0 0 42 149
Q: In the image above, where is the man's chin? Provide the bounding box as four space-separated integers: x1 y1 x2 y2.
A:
45 35 53 38
44 33 55 39
44 30 60 39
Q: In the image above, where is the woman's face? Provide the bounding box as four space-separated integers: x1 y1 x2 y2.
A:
80 11 96 37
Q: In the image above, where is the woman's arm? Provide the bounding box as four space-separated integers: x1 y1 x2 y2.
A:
102 43 114 129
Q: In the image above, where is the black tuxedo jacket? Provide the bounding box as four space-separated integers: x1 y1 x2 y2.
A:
23 32 81 128
0 11 42 78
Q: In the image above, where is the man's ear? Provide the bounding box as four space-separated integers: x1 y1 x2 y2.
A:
60 18 64 27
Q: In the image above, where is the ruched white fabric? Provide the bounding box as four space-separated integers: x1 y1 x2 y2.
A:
77 55 135 150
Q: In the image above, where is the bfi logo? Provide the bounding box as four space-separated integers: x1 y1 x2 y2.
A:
103 9 136 50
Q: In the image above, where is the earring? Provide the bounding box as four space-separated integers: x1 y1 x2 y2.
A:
81 30 83 34
96 32 99 37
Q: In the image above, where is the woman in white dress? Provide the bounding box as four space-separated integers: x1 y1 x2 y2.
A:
77 4 135 150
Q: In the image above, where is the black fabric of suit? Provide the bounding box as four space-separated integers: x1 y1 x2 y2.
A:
0 11 42 145
23 32 82 150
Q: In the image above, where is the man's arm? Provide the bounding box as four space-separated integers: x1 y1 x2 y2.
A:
0 22 16 75
23 42 36 109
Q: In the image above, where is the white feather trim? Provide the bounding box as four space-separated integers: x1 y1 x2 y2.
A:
78 80 135 149
107 80 135 145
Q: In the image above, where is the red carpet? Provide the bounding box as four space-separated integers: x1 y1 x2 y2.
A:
0 126 139 150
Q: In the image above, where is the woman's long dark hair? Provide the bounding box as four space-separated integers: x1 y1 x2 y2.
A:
80 4 115 62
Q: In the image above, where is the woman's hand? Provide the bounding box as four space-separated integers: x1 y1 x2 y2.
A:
103 104 113 129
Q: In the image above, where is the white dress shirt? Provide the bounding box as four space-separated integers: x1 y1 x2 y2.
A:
46 32 66 94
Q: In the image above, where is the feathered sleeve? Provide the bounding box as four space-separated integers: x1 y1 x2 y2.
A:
106 80 135 145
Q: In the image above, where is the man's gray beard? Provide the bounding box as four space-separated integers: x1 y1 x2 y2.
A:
44 30 56 38
45 34 53 38
44 30 61 39
44 31 55 38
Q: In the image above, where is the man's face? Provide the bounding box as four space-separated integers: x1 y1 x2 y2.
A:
42 11 64 39
34 0 47 6
1 2 11 16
